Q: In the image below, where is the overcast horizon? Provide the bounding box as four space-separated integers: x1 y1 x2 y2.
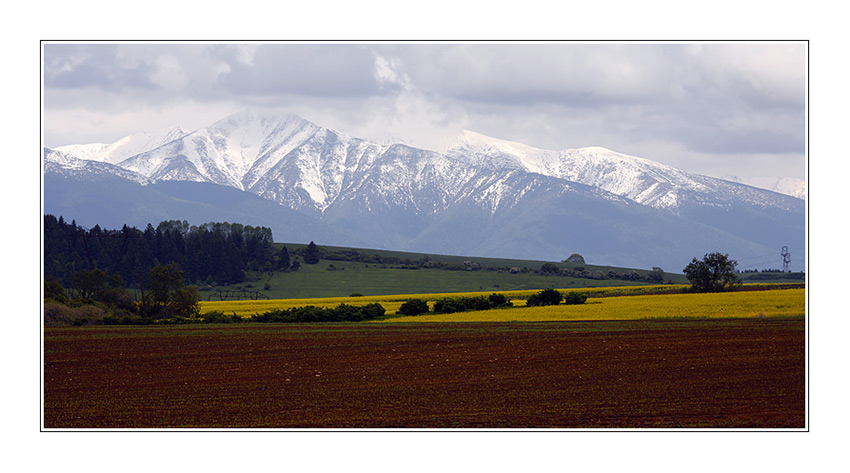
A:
42 41 807 188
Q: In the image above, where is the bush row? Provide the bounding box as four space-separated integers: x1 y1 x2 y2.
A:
44 301 245 326
250 303 386 323
398 293 514 316
526 288 587 306
434 293 513 314
44 302 114 326
396 289 588 316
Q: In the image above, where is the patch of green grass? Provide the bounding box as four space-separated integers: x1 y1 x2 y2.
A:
199 260 669 299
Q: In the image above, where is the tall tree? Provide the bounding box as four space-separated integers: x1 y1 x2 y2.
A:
304 241 321 264
276 245 291 270
140 263 200 318
683 252 741 292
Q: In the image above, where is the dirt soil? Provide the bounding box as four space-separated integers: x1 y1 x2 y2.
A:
43 318 805 428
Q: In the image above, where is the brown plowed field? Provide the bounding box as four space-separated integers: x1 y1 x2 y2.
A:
43 318 805 428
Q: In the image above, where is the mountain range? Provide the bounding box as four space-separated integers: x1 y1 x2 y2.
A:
43 110 806 271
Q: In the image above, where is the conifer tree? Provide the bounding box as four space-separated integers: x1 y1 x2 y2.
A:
304 241 320 264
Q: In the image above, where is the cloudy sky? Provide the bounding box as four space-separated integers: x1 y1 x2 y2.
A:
42 41 806 186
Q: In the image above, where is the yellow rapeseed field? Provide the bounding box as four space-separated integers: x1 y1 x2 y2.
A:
198 289 582 317
381 288 806 322
200 286 804 322
201 296 406 317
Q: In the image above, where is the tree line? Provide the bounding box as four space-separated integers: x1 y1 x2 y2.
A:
44 214 287 288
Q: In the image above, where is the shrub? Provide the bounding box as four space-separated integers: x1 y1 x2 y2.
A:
433 298 463 314
98 312 154 325
202 311 244 324
488 293 513 308
360 303 386 320
44 302 76 326
251 303 386 323
332 303 363 321
44 302 108 326
398 298 430 315
563 292 588 305
44 279 68 304
433 295 495 314
564 253 586 265
98 288 137 311
526 288 563 307
332 303 385 321
73 304 108 325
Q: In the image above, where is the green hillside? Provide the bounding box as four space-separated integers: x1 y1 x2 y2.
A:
199 243 690 300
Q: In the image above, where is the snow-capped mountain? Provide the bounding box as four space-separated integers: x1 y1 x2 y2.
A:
55 126 189 165
43 110 806 270
447 130 804 211
723 175 807 200
44 148 154 185
771 177 807 200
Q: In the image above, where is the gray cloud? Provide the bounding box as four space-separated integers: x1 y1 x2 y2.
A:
212 44 384 99
42 42 807 184
43 44 158 91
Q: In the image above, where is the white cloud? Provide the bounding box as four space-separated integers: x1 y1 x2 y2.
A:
149 54 190 92
372 54 410 89
234 44 259 66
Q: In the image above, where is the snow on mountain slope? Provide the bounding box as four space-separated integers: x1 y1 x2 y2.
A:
116 112 342 193
56 126 189 165
246 126 392 213
447 131 697 210
43 148 154 185
204 111 328 189
772 177 807 200
48 111 803 217
53 143 109 161
446 130 800 212
97 111 479 216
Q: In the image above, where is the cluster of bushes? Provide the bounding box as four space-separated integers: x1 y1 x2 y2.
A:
397 290 587 316
397 293 513 316
44 301 114 327
44 263 203 326
142 311 245 325
539 262 666 283
45 272 140 326
526 288 587 307
96 311 244 326
250 303 386 323
43 295 201 326
45 299 230 326
397 298 431 315
434 293 513 314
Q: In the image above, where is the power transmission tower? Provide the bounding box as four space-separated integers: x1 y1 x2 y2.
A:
781 246 791 272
